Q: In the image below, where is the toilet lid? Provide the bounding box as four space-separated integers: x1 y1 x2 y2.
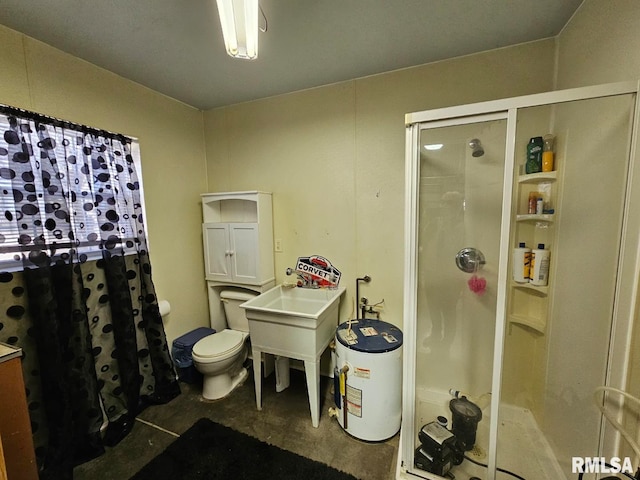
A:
192 329 245 359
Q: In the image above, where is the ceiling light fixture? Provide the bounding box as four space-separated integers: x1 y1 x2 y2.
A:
216 0 259 60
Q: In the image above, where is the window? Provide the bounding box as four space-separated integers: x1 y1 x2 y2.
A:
0 106 147 272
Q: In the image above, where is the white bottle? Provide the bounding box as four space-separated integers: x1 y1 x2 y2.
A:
530 244 550 286
512 242 531 283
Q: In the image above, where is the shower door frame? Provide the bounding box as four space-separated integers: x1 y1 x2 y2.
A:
400 80 640 480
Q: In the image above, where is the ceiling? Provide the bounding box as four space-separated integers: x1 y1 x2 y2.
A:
0 0 583 110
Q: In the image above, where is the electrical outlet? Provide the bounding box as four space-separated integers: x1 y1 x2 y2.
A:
275 239 283 252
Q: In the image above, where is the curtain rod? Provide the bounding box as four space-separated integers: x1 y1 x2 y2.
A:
0 103 132 144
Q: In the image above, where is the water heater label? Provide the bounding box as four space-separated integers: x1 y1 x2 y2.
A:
382 332 398 343
353 367 370 379
346 385 362 417
338 328 358 345
360 327 378 336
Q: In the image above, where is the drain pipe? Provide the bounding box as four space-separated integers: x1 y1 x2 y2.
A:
355 275 371 321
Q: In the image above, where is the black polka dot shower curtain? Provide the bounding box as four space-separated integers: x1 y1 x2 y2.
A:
0 106 180 479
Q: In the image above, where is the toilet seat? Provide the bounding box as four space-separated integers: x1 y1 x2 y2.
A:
192 329 246 361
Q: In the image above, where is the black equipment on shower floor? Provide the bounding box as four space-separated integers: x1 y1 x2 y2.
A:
413 396 527 480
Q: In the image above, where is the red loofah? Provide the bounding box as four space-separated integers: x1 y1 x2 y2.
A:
468 274 487 295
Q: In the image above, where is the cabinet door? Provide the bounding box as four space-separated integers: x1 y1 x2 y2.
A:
203 223 232 281
228 223 259 284
0 357 38 480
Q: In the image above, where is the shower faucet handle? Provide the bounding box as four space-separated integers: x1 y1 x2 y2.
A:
455 248 486 273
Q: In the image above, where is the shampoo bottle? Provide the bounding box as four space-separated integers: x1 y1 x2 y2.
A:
530 243 550 286
542 134 555 172
513 242 531 283
526 136 543 174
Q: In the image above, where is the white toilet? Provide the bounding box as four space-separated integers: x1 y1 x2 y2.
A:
192 289 257 400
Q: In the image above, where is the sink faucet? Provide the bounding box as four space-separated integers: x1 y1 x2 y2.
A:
285 267 316 288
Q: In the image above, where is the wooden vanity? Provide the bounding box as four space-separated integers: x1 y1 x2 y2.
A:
0 343 38 480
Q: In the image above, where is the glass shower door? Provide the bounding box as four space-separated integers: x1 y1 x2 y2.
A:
500 92 638 480
408 114 510 480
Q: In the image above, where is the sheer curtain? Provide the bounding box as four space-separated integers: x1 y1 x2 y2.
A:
0 106 180 479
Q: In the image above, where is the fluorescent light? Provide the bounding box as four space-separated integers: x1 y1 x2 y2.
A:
424 143 443 151
216 0 259 60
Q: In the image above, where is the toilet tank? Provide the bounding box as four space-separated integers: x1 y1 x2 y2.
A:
220 290 257 332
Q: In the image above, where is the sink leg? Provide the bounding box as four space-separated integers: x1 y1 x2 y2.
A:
304 359 320 428
252 347 262 411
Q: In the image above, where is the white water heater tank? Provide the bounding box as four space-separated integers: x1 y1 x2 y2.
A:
334 318 403 441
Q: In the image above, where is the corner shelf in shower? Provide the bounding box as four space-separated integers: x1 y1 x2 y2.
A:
508 314 546 334
516 172 557 222
517 171 557 184
516 213 555 223
511 282 549 296
508 171 558 336
508 282 548 333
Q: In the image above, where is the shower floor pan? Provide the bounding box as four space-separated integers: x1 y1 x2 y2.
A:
410 389 565 480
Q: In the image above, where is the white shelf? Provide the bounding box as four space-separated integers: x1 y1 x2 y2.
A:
508 314 546 334
516 214 555 223
510 167 557 337
511 282 549 296
518 171 557 184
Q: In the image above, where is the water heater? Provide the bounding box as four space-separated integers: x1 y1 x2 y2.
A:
334 318 403 441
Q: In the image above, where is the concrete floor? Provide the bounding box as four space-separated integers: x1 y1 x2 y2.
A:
73 366 399 480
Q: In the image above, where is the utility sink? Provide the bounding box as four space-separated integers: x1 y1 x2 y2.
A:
240 284 346 324
240 285 346 427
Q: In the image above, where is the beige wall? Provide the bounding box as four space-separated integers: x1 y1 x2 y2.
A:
204 39 556 325
0 24 210 345
556 0 640 90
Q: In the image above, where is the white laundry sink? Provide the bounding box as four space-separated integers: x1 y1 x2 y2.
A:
240 284 346 325
240 284 346 427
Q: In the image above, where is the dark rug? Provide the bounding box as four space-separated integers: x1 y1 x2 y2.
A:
130 418 360 480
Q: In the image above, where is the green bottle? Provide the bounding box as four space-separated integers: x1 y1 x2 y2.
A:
525 136 543 174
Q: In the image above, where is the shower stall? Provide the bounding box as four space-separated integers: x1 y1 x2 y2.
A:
400 82 640 480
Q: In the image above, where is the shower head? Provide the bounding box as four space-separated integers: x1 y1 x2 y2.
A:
468 138 484 157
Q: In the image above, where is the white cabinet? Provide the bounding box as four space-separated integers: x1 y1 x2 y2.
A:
201 192 274 290
203 223 259 283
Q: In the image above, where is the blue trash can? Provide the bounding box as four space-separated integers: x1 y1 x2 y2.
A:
171 327 216 383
